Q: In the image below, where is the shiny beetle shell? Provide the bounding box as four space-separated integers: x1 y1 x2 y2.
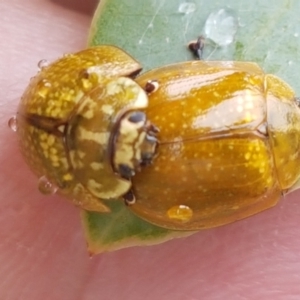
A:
17 46 300 230
17 46 158 212
131 61 300 230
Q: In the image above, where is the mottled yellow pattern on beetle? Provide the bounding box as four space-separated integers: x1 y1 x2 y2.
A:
17 46 142 212
19 46 141 120
66 77 148 200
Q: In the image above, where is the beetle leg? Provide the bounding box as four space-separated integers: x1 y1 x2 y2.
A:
123 189 136 205
188 36 205 60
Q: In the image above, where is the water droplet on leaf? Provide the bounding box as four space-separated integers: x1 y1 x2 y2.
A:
204 8 238 46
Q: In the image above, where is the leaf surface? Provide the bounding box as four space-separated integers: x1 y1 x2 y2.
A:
83 0 300 254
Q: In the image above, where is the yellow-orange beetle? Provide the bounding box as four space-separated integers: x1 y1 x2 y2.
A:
16 45 300 230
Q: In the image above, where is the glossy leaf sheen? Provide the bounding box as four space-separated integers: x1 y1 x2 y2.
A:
84 0 300 253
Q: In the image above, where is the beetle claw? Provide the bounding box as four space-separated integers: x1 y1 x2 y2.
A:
144 80 159 94
188 36 205 60
123 189 136 205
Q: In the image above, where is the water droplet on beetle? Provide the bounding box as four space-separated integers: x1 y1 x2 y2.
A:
178 2 196 14
38 176 58 195
204 8 238 46
8 116 18 132
72 197 84 207
167 205 193 222
37 59 49 70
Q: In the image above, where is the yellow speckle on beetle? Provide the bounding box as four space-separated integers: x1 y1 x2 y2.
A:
63 173 73 181
50 154 59 163
47 135 55 146
80 78 93 90
245 152 251 160
82 109 94 119
206 163 212 171
231 205 239 210
78 127 109 145
37 85 51 98
244 112 253 122
40 142 49 151
90 162 104 170
60 158 69 169
77 151 86 159
101 104 114 115
40 133 47 141
43 149 49 159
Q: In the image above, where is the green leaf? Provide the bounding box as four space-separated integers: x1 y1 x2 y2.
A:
84 0 300 253
82 201 194 254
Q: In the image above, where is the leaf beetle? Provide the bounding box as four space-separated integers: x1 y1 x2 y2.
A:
15 43 300 230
